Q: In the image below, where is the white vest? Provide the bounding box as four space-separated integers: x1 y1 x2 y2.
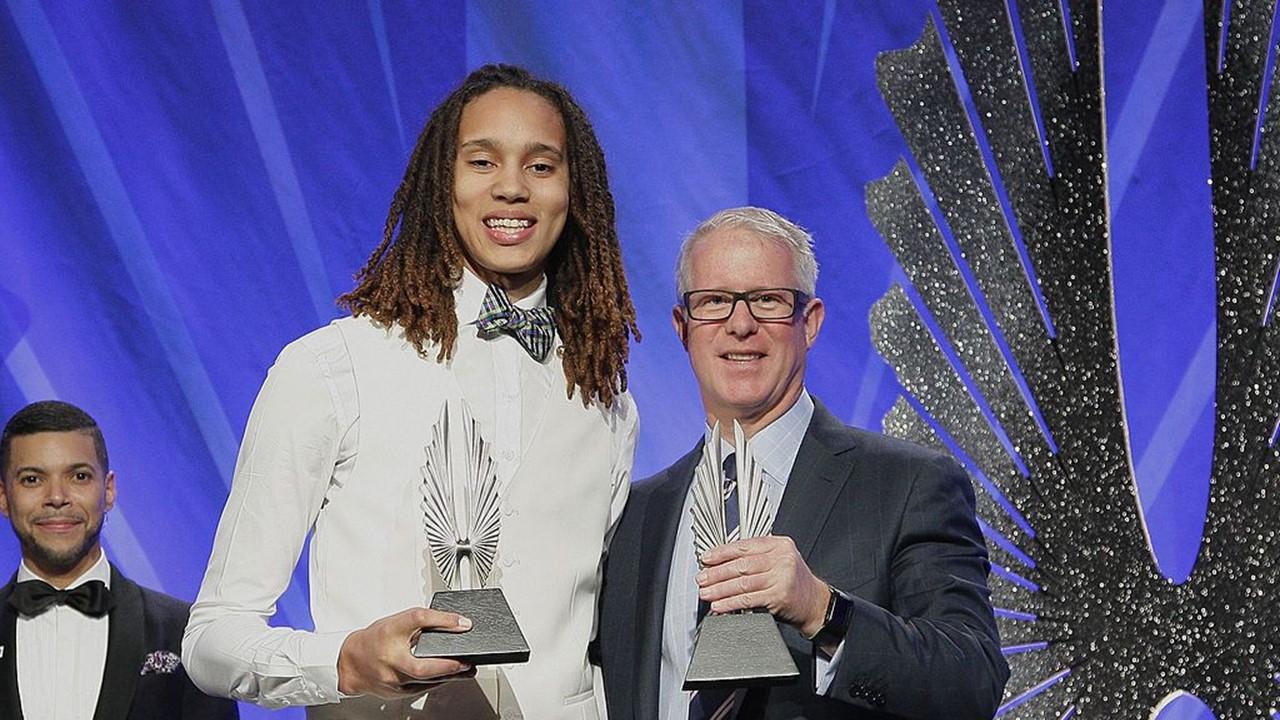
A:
309 317 622 719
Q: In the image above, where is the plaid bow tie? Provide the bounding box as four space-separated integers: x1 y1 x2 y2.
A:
8 579 114 618
474 284 557 362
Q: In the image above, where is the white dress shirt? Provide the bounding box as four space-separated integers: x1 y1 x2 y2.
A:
658 392 842 719
15 552 111 720
184 268 636 717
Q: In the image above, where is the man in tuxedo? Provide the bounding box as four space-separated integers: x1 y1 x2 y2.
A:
598 207 1009 719
0 400 237 720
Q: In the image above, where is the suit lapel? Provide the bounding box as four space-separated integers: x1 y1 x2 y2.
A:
745 401 859 716
0 580 23 720
771 399 858 559
92 567 143 720
635 443 702 720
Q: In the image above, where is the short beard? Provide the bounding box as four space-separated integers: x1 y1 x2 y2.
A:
13 515 105 577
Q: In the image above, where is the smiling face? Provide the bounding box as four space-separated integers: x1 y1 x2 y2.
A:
674 227 825 437
451 87 571 300
0 431 115 586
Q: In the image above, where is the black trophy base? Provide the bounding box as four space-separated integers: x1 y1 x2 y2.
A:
683 611 800 690
412 588 530 665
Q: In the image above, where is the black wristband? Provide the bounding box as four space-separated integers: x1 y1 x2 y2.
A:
810 585 853 649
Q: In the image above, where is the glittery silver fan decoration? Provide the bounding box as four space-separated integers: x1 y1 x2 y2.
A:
420 403 503 591
866 1 1279 717
690 420 775 560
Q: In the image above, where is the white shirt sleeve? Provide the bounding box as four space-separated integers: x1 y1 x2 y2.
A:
182 326 358 709
602 391 638 550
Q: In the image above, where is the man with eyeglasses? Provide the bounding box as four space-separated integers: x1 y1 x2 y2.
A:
596 207 1007 719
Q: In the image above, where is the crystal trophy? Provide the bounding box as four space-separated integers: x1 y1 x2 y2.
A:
412 403 530 665
684 420 799 689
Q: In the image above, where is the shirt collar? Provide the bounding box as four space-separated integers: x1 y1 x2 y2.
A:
704 390 815 488
455 266 549 325
18 551 112 589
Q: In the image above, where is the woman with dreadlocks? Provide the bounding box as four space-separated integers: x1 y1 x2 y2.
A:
185 65 640 720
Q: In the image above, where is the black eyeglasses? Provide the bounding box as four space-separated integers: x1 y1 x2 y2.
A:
681 288 809 321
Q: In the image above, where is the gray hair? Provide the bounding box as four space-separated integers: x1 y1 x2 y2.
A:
675 206 819 296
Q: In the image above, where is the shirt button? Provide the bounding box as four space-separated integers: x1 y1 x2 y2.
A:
502 450 515 461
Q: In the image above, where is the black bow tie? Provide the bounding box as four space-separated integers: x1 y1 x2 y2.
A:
8 579 114 618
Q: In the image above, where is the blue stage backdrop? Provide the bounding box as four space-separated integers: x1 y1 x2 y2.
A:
0 2 1221 718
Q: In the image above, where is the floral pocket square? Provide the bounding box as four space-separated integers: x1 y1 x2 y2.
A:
140 650 181 676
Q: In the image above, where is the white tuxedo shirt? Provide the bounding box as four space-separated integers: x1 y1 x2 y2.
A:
15 553 111 720
183 271 637 718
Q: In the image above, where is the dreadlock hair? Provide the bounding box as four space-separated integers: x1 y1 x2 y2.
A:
339 64 639 408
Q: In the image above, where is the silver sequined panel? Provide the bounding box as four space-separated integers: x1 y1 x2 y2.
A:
867 0 1279 716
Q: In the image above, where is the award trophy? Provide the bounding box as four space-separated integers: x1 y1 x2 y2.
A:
684 420 799 689
412 403 530 665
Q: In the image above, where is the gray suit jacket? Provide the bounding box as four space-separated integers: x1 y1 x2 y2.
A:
597 398 1008 719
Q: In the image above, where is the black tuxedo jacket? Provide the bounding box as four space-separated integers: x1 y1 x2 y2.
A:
598 399 1009 719
0 565 238 720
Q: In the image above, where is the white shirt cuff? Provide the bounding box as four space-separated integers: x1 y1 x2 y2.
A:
815 639 846 695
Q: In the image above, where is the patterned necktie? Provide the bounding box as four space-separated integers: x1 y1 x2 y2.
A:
474 284 557 362
689 453 741 720
8 579 113 618
722 453 740 544
698 452 739 623
689 690 738 720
